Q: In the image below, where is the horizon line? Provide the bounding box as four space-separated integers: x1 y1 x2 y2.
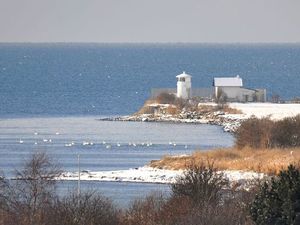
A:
0 41 300 45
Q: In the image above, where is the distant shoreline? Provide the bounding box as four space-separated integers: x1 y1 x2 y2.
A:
100 102 300 133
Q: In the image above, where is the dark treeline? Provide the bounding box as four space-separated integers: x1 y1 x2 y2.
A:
235 115 300 149
1 153 300 225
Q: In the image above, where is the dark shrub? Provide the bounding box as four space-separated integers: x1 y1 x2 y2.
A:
0 152 61 225
52 191 119 225
236 115 300 149
171 161 228 207
122 193 166 225
235 117 274 149
271 115 300 148
250 165 300 225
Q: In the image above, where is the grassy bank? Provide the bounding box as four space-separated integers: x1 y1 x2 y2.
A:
150 147 300 175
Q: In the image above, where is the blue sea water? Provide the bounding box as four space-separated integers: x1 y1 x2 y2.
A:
0 43 300 206
0 117 233 206
0 43 300 117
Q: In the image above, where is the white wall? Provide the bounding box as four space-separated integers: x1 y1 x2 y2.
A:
216 87 257 102
177 77 191 99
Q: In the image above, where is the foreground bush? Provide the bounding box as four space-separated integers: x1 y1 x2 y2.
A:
0 152 119 225
250 165 300 225
171 162 228 206
0 152 61 225
52 192 119 225
122 162 254 225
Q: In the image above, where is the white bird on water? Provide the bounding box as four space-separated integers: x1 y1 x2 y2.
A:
82 141 93 146
19 139 24 144
65 141 75 147
117 143 121 147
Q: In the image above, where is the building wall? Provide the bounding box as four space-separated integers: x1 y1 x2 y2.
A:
151 87 266 102
177 77 192 99
217 87 257 102
255 89 267 102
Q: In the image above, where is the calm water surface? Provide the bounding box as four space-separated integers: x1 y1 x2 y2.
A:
0 116 233 206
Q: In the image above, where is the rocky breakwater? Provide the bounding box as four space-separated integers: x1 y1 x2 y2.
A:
101 103 246 133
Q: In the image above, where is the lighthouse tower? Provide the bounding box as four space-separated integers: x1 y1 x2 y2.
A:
176 71 192 99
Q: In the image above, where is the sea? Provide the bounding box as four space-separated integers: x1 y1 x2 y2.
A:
0 43 300 207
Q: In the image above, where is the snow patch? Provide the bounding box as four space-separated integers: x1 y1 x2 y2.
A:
59 166 265 190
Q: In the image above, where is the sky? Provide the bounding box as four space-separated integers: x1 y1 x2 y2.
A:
0 0 300 43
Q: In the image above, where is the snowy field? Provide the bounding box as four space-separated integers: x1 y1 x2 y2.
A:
228 103 300 120
59 166 264 190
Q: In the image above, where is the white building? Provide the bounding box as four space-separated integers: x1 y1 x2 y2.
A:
176 71 192 99
213 75 266 102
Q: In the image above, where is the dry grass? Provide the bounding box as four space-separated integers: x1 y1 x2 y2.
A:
135 100 157 115
197 104 242 114
197 104 216 113
222 105 243 114
165 106 178 115
150 147 300 175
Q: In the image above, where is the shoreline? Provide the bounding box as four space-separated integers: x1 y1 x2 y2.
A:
58 166 265 190
100 109 244 133
100 102 300 132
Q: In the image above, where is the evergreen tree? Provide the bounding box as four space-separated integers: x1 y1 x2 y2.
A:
250 165 300 225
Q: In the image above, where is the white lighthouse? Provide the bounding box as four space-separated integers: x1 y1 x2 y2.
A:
176 71 192 99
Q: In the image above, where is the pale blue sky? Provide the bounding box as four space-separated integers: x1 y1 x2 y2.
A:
0 0 299 43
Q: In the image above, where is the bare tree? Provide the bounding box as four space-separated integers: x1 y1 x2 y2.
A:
215 88 228 109
0 152 62 225
171 161 228 207
52 191 119 225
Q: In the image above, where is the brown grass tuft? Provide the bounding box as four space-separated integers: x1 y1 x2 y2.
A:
150 147 300 175
165 106 178 115
135 100 157 115
222 105 242 114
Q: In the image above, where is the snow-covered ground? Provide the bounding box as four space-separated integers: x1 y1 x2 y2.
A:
59 167 182 184
228 103 300 120
59 166 265 190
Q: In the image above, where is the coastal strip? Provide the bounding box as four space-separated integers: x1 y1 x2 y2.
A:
100 103 300 132
58 166 264 190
